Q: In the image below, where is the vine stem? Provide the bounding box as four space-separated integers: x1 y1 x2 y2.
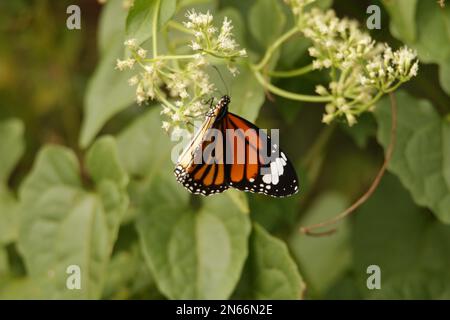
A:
254 27 299 71
299 92 398 237
252 70 333 103
152 0 161 58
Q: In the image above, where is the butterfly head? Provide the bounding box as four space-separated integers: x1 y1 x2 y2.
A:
221 95 231 105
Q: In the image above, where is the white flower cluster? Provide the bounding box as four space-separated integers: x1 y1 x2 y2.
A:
184 9 247 75
361 45 419 89
303 9 380 71
297 8 419 126
116 39 216 133
116 9 248 134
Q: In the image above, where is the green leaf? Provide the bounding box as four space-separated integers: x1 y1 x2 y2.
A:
98 0 129 55
116 107 172 178
126 0 177 45
102 248 158 299
352 174 428 289
19 187 110 299
209 64 265 122
249 0 286 49
414 2 450 95
289 192 351 298
86 136 130 246
370 271 450 299
249 194 298 234
382 0 418 44
80 40 136 148
18 139 129 299
352 173 450 298
375 91 450 223
341 113 377 149
229 66 266 122
384 1 450 95
414 1 450 64
136 171 251 299
234 223 304 300
0 118 25 184
86 136 129 188
19 146 82 204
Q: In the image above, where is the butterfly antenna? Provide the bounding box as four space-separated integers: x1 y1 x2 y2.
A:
212 65 229 96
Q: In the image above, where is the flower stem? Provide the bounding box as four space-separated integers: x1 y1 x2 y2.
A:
143 54 199 62
152 0 161 58
155 88 177 111
252 70 332 103
355 91 384 114
254 27 299 71
167 21 195 35
268 64 313 78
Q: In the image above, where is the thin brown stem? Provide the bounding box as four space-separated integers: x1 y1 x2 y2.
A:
299 92 398 237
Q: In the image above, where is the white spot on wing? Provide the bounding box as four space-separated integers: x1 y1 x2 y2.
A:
262 174 271 184
276 158 284 176
270 161 279 185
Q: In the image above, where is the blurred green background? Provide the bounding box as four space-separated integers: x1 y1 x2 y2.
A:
1 0 450 299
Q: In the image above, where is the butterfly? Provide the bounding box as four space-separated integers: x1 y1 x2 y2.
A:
174 95 299 197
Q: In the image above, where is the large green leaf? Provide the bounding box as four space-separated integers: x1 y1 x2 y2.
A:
234 223 304 300
375 91 450 223
352 174 450 298
414 1 450 64
352 174 428 288
136 171 251 299
370 271 450 299
18 138 129 299
382 0 418 44
102 247 159 299
98 0 129 56
86 136 129 188
384 1 450 94
80 40 136 148
126 0 177 45
116 107 172 178
249 0 286 49
289 192 351 298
